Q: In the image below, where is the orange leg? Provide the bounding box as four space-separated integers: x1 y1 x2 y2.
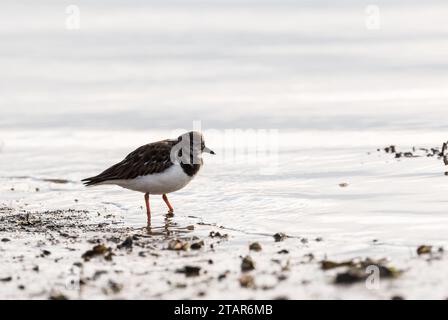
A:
162 194 174 213
144 193 151 225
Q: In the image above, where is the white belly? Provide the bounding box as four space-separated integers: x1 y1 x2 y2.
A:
105 165 195 194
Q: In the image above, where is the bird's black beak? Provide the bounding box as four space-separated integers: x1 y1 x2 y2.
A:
203 146 215 155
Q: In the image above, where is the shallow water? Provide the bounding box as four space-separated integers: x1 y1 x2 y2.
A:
1 129 448 258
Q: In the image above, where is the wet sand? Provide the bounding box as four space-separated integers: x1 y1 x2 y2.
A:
1 201 446 300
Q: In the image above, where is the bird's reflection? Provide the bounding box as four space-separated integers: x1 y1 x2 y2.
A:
144 212 194 236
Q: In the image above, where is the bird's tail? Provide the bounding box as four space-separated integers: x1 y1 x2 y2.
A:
81 176 103 186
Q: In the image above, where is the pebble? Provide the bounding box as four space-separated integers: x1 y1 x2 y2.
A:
239 274 255 288
249 242 262 252
241 256 256 272
273 233 287 242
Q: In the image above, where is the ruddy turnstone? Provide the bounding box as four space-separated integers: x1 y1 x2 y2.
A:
82 131 215 225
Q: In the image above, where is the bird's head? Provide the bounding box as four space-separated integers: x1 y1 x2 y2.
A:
177 131 215 155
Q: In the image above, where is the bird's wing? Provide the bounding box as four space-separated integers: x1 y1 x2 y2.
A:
82 139 176 185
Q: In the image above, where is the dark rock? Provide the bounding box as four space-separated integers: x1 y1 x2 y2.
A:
0 277 12 282
176 266 201 277
218 271 229 281
118 237 133 250
107 280 123 294
239 274 255 288
417 245 432 255
49 293 68 300
241 256 255 272
168 239 189 251
321 260 355 270
334 269 365 284
273 233 287 242
40 250 51 257
334 261 402 285
384 145 396 153
93 270 108 280
82 244 109 261
191 241 204 250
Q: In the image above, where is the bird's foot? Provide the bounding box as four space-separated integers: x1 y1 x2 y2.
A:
166 210 174 218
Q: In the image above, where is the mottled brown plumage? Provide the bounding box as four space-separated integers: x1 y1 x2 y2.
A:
82 139 176 186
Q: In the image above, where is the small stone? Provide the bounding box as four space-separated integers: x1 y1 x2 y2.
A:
334 269 365 284
107 280 123 294
278 274 288 281
191 241 204 250
176 266 201 277
249 242 262 252
241 256 256 272
273 233 287 242
339 183 349 188
41 250 51 257
384 145 396 153
93 270 108 280
49 292 68 300
81 244 109 261
118 237 133 250
0 277 12 282
104 252 114 261
218 271 229 281
168 239 189 251
209 231 228 239
239 274 255 288
417 245 432 255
